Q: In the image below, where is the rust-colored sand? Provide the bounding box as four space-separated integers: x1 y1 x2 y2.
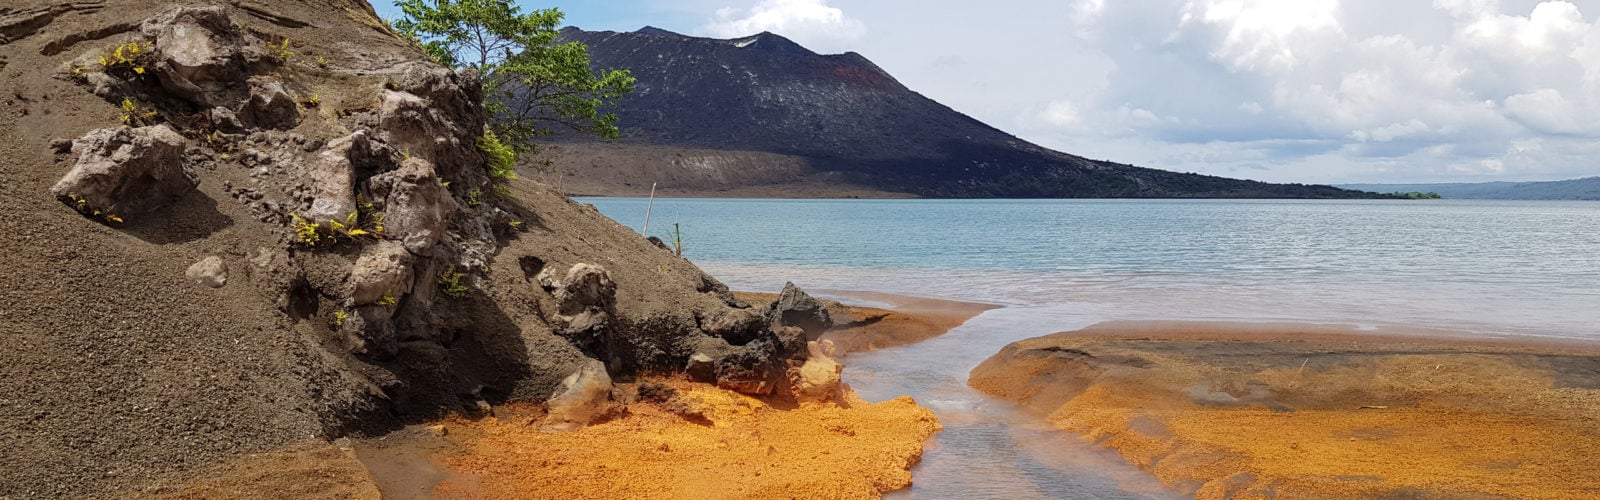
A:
735 291 996 354
434 379 941 499
971 321 1600 499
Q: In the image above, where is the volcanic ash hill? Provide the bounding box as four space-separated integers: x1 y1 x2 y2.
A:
0 2 861 496
541 27 1388 199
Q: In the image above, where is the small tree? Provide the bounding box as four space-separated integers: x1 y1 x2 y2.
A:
393 0 635 152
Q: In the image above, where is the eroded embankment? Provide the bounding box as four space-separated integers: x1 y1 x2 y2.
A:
969 321 1600 499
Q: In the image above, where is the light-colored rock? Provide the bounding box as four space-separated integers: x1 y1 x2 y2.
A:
298 132 367 223
377 89 445 162
236 79 299 129
535 266 560 290
349 241 413 306
375 62 484 177
142 6 255 106
185 256 227 288
367 157 455 255
554 263 616 314
51 125 195 215
543 359 616 432
793 340 843 403
425 424 448 437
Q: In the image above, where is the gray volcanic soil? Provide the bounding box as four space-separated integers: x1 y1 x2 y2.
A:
0 1 818 497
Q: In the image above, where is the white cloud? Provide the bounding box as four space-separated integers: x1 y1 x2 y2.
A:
699 0 866 53
1023 0 1600 182
685 0 1600 182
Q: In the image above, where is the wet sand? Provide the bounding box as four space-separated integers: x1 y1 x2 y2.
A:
970 321 1600 499
734 290 998 354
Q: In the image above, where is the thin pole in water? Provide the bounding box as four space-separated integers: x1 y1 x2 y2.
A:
642 182 657 236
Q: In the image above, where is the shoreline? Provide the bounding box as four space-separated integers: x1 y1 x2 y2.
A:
970 320 1600 499
733 290 998 355
148 291 987 498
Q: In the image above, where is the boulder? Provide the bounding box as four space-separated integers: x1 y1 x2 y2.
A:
51 125 195 215
714 342 779 396
184 256 228 288
553 264 616 315
141 6 256 107
236 80 300 130
766 282 833 340
345 305 397 360
792 340 843 403
297 132 368 223
543 359 617 432
377 62 485 177
367 157 455 255
702 308 767 346
376 90 447 163
771 325 808 361
685 353 717 383
349 241 413 306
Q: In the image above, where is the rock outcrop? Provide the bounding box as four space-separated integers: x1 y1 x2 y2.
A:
793 340 843 403
542 359 619 432
766 281 833 340
50 125 194 216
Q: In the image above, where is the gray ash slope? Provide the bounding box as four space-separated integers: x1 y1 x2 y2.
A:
551 27 1386 199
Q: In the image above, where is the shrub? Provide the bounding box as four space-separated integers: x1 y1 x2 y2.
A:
289 197 386 247
478 131 518 184
119 98 159 126
437 266 469 298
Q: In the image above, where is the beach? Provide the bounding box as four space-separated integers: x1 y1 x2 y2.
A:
970 321 1600 498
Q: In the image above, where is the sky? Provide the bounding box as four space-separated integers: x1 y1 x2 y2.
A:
372 0 1600 184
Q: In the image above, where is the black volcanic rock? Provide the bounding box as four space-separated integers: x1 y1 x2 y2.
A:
551 27 1388 199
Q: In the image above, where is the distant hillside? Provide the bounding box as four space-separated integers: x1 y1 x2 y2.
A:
1340 177 1600 200
540 27 1391 199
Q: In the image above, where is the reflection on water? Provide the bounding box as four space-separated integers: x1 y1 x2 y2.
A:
842 302 1177 498
580 198 1600 497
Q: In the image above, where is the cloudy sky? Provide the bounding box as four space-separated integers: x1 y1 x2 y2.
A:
373 0 1600 184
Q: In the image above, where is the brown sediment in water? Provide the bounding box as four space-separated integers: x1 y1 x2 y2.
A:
734 290 997 354
426 378 940 499
969 321 1600 499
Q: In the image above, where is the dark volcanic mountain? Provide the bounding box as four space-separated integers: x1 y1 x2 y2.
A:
544 27 1386 199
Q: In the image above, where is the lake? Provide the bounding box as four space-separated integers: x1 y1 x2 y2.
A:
580 197 1600 498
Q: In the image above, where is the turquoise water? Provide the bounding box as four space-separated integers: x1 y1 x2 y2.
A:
581 197 1600 498
585 198 1600 339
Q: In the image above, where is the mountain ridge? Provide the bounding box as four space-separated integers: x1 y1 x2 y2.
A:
543 27 1392 199
1339 177 1600 200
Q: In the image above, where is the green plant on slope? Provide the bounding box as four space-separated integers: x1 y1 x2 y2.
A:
118 98 159 126
288 197 386 247
477 130 518 195
437 266 469 298
393 0 635 153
